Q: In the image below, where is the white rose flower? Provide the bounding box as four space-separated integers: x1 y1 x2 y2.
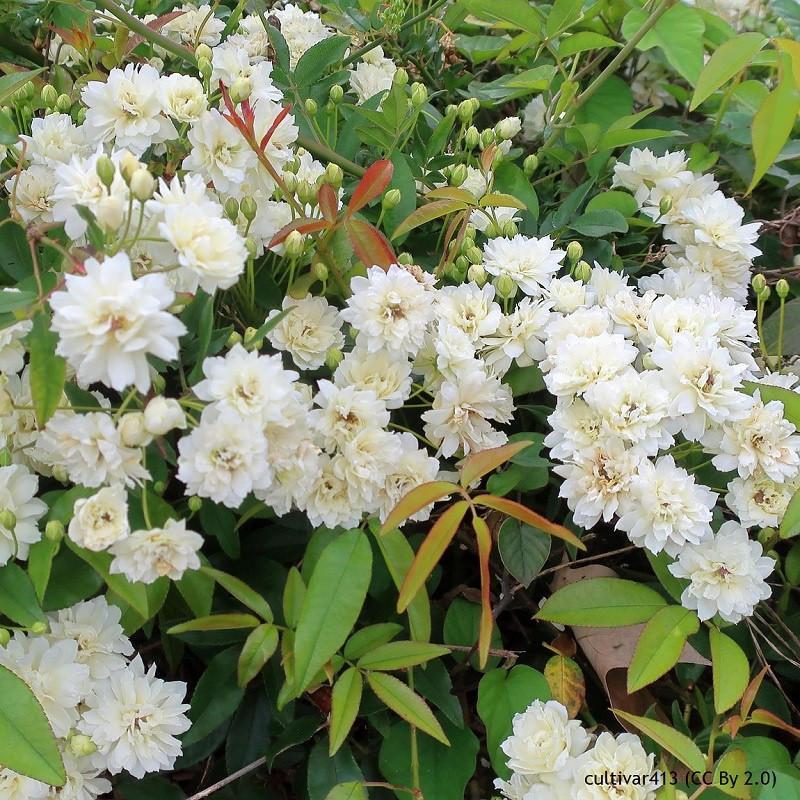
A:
669 520 775 623
161 3 224 46
68 485 130 552
109 518 203 583
118 412 152 448
303 454 366 530
334 347 413 409
143 397 187 436
309 381 390 452
4 164 57 224
436 282 503 344
273 2 331 68
377 432 441 523
726 472 800 529
0 768 49 800
483 235 566 298
78 655 190 778
17 113 89 166
0 464 47 565
158 73 207 122
574 732 658 800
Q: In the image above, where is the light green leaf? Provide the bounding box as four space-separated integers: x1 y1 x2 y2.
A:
558 31 619 57
461 0 542 36
366 671 449 744
200 566 273 622
329 668 363 756
0 664 65 785
477 665 550 776
343 623 403 661
614 711 706 773
537 578 667 626
780 486 800 539
714 749 751 799
0 563 46 627
324 783 367 800
627 606 699 692
293 35 350 87
356 641 450 671
29 311 66 428
546 0 583 38
691 33 767 110
586 190 639 217
167 613 260 635
282 566 306 628
175 566 214 618
710 627 750 714
237 624 279 687
0 69 44 105
26 538 58 603
293 530 372 693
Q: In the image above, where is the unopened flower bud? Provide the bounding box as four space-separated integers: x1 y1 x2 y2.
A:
484 221 499 239
466 246 483 265
224 196 240 222
284 156 301 175
575 260 592 283
0 629 9 647
75 107 86 124
393 68 408 87
311 259 329 281
457 99 475 125
758 527 778 545
0 510 16 531
454 255 468 273
566 241 583 263
119 151 140 183
30 621 48 635
229 77 251 104
297 179 317 206
494 117 521 141
45 520 65 543
245 236 259 259
243 326 261 349
397 252 414 265
325 347 344 370
53 465 69 483
479 129 496 149
445 104 457 119
495 275 517 299
144 397 186 436
658 195 672 216
188 496 203 513
751 273 767 295
240 196 257 222
324 163 343 188
501 219 518 238
129 168 155 201
56 93 72 113
465 126 479 149
523 153 539 177
410 82 428 107
68 734 96 758
95 155 115 189
383 188 401 210
450 164 468 187
226 330 243 348
329 84 344 104
41 84 58 108
195 43 213 61
197 57 213 80
0 447 11 467
305 97 318 116
776 279 790 299
285 229 305 258
467 263 487 285
283 172 298 194
153 481 165 494
118 412 152 448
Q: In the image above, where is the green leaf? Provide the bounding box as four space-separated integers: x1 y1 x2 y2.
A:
26 538 58 603
614 710 706 773
557 31 619 56
392 199 469 239
366 671 449 744
237 623 279 687
0 563 46 626
175 567 214 618
497 518 551 587
293 35 350 87
282 566 306 628
622 4 706 84
646 550 687 603
29 311 66 427
293 530 372 693
266 23 290 74
324 783 368 800
537 578 667 626
748 54 800 193
200 566 273 622
379 481 458 535
357 641 450 671
780 486 800 539
586 190 639 217
343 623 403 661
308 738 363 800
0 663 65 785
568 208 628 236
0 289 36 313
329 668 363 756
546 0 583 38
773 0 800 37
183 647 245 747
186 292 214 386
713 749 751 799
0 69 44 105
627 606 699 692
691 33 767 110
477 665 550 776
461 0 542 36
167 613 260 635
710 627 750 714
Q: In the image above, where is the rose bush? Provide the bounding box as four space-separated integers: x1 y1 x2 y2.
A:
0 0 798 798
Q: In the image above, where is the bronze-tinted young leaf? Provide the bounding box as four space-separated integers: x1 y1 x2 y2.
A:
478 192 527 209
379 480 460 535
268 216 331 249
366 672 449 744
392 199 469 239
329 668 363 755
740 665 768 719
345 218 396 269
472 516 494 669
424 186 476 203
472 495 585 549
318 183 339 223
397 500 470 613
460 441 534 488
346 160 393 216
745 708 800 738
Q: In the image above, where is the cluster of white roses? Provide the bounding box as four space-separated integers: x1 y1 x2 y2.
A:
494 699 659 800
0 597 189 799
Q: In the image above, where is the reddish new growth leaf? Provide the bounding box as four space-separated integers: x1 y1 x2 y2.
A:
345 218 396 270
346 160 394 217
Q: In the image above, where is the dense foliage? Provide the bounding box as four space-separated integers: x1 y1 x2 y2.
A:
0 0 799 798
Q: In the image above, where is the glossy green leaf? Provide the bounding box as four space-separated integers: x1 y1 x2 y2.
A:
380 480 459 535
627 606 699 692
691 33 767 110
29 311 66 428
615 711 706 773
478 666 550 776
26 538 58 603
293 35 350 87
710 627 750 714
497 518 551 587
357 640 450 671
558 31 619 56
537 578 667 626
546 0 583 38
168 613 260 635
200 566 273 622
392 199 469 239
0 563 46 626
293 530 372 693
366 671 448 744
0 69 44 105
781 487 800 539
461 0 542 36
569 208 628 236
324 784 367 800
0 663 65 785
175 566 214 618
343 623 403 661
308 738 364 800
713 749 751 799
237 624 279 687
329 668 363 755
282 566 306 628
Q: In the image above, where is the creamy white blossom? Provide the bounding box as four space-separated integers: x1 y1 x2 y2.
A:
68 485 130 552
483 235 566 297
0 463 46 564
573 732 658 800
